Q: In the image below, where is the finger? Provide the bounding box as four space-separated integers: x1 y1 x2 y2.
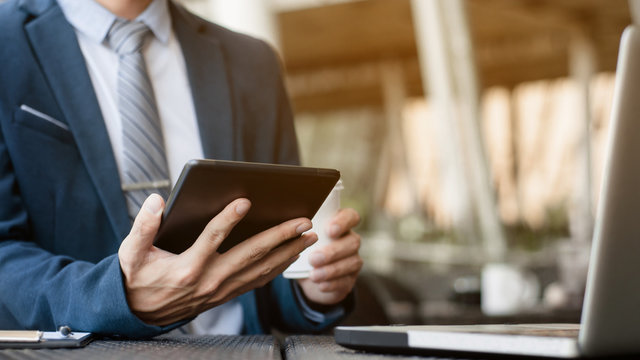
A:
207 254 301 308
309 254 363 282
222 217 313 268
218 232 316 289
121 194 165 256
241 253 300 291
315 274 358 293
326 208 360 239
309 231 361 267
245 232 316 279
185 198 251 259
189 214 311 301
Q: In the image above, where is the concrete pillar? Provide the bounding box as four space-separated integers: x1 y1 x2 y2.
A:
378 61 421 214
630 0 640 25
411 0 507 261
568 30 597 244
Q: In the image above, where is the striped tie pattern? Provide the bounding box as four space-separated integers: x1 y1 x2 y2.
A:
108 20 170 219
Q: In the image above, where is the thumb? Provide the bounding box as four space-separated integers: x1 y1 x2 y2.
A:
120 194 165 258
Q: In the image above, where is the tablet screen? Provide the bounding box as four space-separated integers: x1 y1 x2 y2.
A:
154 159 340 254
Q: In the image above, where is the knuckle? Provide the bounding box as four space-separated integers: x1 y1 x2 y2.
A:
259 264 274 278
323 266 336 279
352 210 361 225
202 277 222 296
352 257 364 273
320 281 334 292
249 246 269 261
204 227 228 244
136 221 155 237
353 233 362 249
324 247 337 262
175 267 199 287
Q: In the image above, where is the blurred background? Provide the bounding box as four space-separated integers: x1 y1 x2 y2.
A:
161 0 631 325
177 0 632 326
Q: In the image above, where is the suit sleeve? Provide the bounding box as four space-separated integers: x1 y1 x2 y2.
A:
240 275 355 334
0 123 180 338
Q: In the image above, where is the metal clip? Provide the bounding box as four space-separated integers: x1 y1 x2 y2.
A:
58 326 72 337
121 180 171 192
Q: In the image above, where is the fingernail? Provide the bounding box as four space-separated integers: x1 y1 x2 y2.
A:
329 224 341 238
143 194 163 216
304 234 318 247
310 268 326 281
235 200 250 215
296 221 312 235
309 252 326 266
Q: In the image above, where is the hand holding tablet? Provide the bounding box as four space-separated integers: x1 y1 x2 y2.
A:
118 160 359 325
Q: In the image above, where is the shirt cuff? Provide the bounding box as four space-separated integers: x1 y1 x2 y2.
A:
292 280 345 324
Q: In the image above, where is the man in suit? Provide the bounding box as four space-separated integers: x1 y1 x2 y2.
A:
0 0 362 337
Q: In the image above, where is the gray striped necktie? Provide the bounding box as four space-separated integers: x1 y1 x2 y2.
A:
108 19 171 219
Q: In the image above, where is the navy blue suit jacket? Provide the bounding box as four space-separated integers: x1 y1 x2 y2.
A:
0 0 343 337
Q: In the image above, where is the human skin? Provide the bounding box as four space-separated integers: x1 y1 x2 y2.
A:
119 195 362 325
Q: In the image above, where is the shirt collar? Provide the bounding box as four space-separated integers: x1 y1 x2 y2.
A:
57 0 171 45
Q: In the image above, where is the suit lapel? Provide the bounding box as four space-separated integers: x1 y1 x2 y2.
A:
24 3 131 242
170 3 235 160
21 1 236 243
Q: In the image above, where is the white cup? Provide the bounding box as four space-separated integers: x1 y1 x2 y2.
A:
283 180 343 279
481 263 540 316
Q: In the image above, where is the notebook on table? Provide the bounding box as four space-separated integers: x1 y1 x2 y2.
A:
335 25 640 359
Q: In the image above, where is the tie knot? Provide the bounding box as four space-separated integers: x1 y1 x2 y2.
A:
107 19 151 55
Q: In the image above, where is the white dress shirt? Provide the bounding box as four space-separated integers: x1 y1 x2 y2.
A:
57 0 243 335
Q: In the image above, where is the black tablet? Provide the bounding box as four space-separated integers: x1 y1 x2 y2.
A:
154 159 340 254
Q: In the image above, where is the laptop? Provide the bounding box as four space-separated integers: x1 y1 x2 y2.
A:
335 25 640 359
